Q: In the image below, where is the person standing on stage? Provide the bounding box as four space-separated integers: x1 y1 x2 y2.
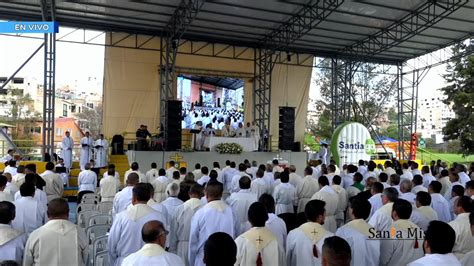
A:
95 134 109 168
79 131 94 170
250 121 260 151
61 131 74 171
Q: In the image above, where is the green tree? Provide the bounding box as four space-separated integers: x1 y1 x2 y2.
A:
309 58 396 136
75 105 103 136
441 40 474 155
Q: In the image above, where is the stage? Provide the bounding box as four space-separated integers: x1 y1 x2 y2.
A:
127 151 308 176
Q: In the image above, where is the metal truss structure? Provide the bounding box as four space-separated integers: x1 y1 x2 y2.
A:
40 0 56 158
254 0 343 151
329 0 468 159
159 0 205 150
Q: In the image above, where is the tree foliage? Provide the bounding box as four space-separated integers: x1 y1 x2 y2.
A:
75 104 103 136
441 40 474 155
307 58 396 140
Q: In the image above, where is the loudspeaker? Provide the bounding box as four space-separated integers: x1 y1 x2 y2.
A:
199 95 203 106
217 98 220 107
279 106 295 150
292 142 301 152
165 100 182 151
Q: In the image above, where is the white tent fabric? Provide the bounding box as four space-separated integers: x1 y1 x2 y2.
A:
103 33 313 145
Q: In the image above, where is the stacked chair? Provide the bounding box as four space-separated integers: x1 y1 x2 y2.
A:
75 192 113 266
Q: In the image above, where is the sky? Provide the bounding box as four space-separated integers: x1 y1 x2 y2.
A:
0 27 105 91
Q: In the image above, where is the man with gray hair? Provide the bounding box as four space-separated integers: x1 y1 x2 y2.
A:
368 187 399 231
122 220 184 265
399 179 416 205
162 183 184 232
288 165 302 188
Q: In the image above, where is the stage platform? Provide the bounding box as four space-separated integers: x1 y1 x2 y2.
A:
127 151 308 176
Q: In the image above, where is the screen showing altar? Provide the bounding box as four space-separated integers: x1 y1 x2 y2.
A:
177 75 245 130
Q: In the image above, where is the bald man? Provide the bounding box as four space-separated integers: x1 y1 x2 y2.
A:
122 220 184 266
108 183 169 266
112 172 139 217
23 198 88 266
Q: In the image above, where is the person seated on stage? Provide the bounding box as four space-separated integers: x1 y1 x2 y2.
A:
236 123 246 138
222 123 235 137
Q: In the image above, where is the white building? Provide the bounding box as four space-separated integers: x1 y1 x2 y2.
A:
0 77 39 118
418 93 455 143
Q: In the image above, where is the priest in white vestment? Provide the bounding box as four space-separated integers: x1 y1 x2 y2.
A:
411 175 428 194
449 196 474 260
108 183 169 266
124 162 146 184
112 173 139 217
161 183 184 235
61 131 74 170
42 162 64 202
79 131 94 170
296 167 319 213
422 166 436 188
413 191 438 231
336 198 380 266
13 176 47 208
273 172 297 215
12 166 26 189
250 121 260 151
380 199 424 266
234 202 285 266
146 162 160 182
169 185 204 266
259 193 288 249
288 165 302 188
12 183 47 234
100 168 120 202
94 134 108 168
0 201 27 264
331 175 348 227
222 163 239 199
286 200 333 266
429 181 451 222
251 170 270 199
151 169 170 203
226 176 258 235
78 163 97 194
166 161 179 180
189 181 237 266
368 182 384 219
23 198 88 266
369 187 398 231
407 220 461 266
311 176 338 233
122 220 184 266
230 164 251 193
438 169 452 196
0 175 13 202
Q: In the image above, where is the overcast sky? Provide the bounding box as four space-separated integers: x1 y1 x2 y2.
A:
0 27 105 90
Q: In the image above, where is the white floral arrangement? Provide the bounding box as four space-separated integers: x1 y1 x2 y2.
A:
180 145 194 152
215 143 243 154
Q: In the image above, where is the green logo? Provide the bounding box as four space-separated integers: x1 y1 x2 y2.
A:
365 138 376 155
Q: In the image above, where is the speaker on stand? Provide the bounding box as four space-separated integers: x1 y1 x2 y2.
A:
279 106 295 151
165 100 182 151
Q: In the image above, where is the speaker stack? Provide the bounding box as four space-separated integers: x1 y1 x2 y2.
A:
279 106 295 151
165 100 182 151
